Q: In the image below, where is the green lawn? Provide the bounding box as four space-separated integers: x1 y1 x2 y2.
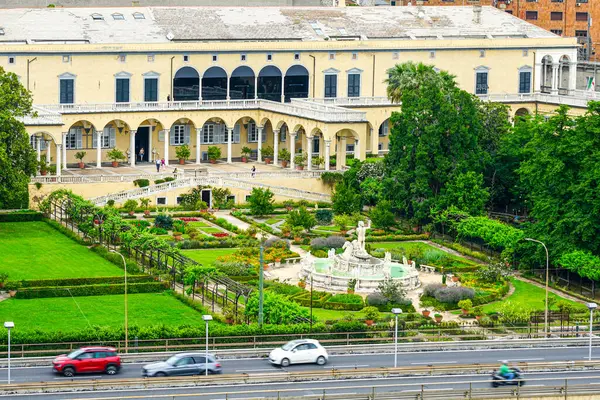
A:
188 221 211 228
0 293 207 332
0 222 123 280
265 218 284 225
315 225 341 232
201 227 223 234
305 307 392 321
369 241 478 270
183 248 238 266
369 241 428 250
482 278 581 313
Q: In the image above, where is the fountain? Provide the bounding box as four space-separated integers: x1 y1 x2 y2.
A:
299 222 421 293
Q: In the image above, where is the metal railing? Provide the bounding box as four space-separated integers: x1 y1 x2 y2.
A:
307 97 396 107
30 172 185 184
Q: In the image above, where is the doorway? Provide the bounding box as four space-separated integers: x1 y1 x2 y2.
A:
135 127 150 162
201 189 212 208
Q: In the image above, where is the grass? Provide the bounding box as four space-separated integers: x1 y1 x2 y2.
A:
265 218 284 225
0 222 123 280
482 278 581 313
0 293 207 332
369 241 428 250
314 225 341 232
305 307 392 321
369 241 479 270
187 221 211 228
182 248 238 266
201 227 223 234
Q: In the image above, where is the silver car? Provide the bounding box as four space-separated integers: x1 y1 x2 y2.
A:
142 353 222 377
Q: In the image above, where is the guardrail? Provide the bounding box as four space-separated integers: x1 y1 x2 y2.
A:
1 337 598 367
1 360 599 395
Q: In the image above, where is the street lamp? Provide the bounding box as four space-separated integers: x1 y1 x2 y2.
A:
4 321 14 385
202 315 213 376
256 231 266 326
110 250 128 353
587 303 597 361
391 308 402 368
525 238 549 336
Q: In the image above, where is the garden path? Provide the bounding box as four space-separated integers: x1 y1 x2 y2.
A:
214 211 251 231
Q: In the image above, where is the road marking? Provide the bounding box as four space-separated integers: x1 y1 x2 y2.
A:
54 375 103 380
411 361 457 365
497 358 545 362
329 364 370 368
235 368 283 372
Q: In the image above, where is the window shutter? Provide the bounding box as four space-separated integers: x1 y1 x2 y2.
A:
109 128 116 148
76 129 83 149
92 130 97 149
184 125 191 145
233 125 240 143
170 126 175 145
124 79 130 102
60 80 67 104
261 128 266 143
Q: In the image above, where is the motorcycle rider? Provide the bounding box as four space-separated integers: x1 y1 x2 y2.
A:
499 360 515 380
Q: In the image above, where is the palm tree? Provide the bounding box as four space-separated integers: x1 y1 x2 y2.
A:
385 61 456 103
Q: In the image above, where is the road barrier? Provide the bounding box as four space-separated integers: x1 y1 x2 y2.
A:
0 337 599 368
1 360 600 395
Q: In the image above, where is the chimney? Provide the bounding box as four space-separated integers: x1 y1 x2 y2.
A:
473 5 482 24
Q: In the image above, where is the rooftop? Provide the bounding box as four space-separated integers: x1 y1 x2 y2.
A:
0 6 558 45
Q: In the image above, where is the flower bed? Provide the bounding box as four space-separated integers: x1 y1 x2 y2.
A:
212 232 229 238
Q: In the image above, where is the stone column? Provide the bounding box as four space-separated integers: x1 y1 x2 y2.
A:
534 63 542 93
62 132 67 170
96 130 102 168
56 144 62 177
36 137 41 163
273 129 279 166
306 135 313 171
46 141 51 166
226 77 231 101
568 61 577 94
551 64 559 94
257 126 263 162
163 129 170 166
324 139 331 171
195 128 202 164
355 137 365 161
227 127 233 163
149 127 154 162
336 136 346 169
254 76 258 100
289 131 297 169
370 126 378 157
129 129 137 167
281 77 285 103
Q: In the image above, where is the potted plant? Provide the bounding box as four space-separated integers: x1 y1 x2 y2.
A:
291 226 304 242
107 148 126 167
223 305 236 325
347 278 357 294
75 151 87 169
38 158 49 176
140 198 151 216
330 156 337 170
422 309 431 318
452 275 460 283
123 199 138 216
246 225 258 238
280 223 291 238
207 146 221 164
278 148 291 168
362 306 380 326
458 299 473 316
294 153 307 170
175 144 191 165
298 278 306 289
241 146 252 163
283 200 294 212
312 156 324 169
434 313 443 323
261 145 274 164
473 306 484 321
172 231 183 241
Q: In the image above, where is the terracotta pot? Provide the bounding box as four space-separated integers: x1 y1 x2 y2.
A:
179 159 185 165
40 170 48 176
281 160 288 168
209 159 217 164
435 316 443 323
112 161 119 167
296 165 304 170
298 282 306 289
9 290 17 297
294 236 301 242
264 158 272 165
144 210 150 216
275 258 282 263
461 309 469 315
78 162 85 169
226 318 234 325
422 310 431 318
173 235 182 241
341 230 347 235
347 289 355 294
241 156 248 163
476 315 482 321
452 276 459 282
128 211 135 216
365 320 374 326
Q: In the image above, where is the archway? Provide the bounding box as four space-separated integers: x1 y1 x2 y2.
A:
559 55 570 95
257 66 282 102
134 119 164 163
514 108 531 125
284 65 309 102
541 56 553 94
377 119 390 154
202 67 228 101
230 66 255 100
173 67 200 101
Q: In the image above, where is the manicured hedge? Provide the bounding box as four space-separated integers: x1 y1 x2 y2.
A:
323 293 365 311
0 211 43 222
289 291 332 307
15 282 168 299
6 275 154 289
365 234 429 242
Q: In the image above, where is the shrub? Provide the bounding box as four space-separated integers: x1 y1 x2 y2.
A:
320 172 343 188
245 291 309 324
122 199 138 213
315 209 333 225
175 144 191 161
366 292 388 306
154 214 174 230
323 293 364 310
313 249 328 258
154 179 165 185
326 236 346 249
434 287 475 303
0 211 42 222
15 282 167 299
6 275 153 289
361 306 380 321
286 207 316 231
149 227 168 235
267 282 305 297
207 146 222 161
289 291 332 307
164 177 175 183
133 179 150 188
423 284 446 298
264 238 290 250
458 299 473 311
247 188 275 216
213 261 257 277
130 219 151 230
310 237 327 250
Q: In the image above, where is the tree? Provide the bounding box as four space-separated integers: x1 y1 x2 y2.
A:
285 206 316 231
212 187 232 209
179 186 208 211
0 67 37 208
332 181 362 215
370 200 395 231
438 171 490 216
376 278 406 304
247 187 274 216
359 177 384 206
244 291 309 324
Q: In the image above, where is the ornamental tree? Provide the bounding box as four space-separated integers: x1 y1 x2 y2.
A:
247 187 275 216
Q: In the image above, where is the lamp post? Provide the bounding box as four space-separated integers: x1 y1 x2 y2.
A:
391 308 402 368
4 321 14 385
110 250 128 353
257 232 265 326
587 303 597 361
202 315 213 376
525 238 549 336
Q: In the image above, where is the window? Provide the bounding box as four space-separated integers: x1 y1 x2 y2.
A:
157 197 167 205
347 73 361 97
505 10 513 14
77 352 94 360
202 124 215 144
172 125 186 145
429 50 436 59
133 12 145 19
392 52 399 60
176 197 183 205
241 54 247 62
391 0 396 4
329 52 335 60
267 53 273 61
116 78 130 102
112 13 125 20
119 54 126 63
280 125 287 142
550 12 563 21
576 12 589 22
479 50 486 58
193 356 206 364
30 136 48 151
379 120 389 137
346 144 355 153
212 54 218 62
522 50 529 57
62 55 70 63
576 30 588 38
91 13 104 21
525 11 538 20
93 128 115 149
475 69 489 95
325 74 337 98
8 56 15 64
144 78 158 102
294 53 300 61
147 54 155 62
312 136 320 154
551 29 563 35
183 55 189 62
60 77 74 104
519 69 532 94
65 128 82 149
351 52 358 60
247 123 258 142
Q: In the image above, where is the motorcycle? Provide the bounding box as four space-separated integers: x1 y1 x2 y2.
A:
491 367 525 387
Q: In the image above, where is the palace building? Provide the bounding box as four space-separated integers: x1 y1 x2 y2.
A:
0 5 586 184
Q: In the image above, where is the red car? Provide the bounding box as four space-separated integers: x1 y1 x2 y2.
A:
52 347 121 377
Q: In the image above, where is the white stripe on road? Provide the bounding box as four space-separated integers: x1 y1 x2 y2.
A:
54 375 103 380
329 364 370 368
497 358 545 362
235 368 283 372
411 361 457 365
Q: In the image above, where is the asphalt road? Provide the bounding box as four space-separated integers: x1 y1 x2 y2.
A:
5 370 600 399
1 345 599 384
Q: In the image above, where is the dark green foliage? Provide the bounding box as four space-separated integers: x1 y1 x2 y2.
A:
247 187 275 216
332 181 362 215
289 290 332 307
369 200 395 231
286 207 316 231
15 282 167 299
245 291 309 324
133 179 150 188
0 211 42 222
213 261 257 277
6 275 153 289
320 172 343 187
154 214 174 230
315 209 333 225
323 293 365 310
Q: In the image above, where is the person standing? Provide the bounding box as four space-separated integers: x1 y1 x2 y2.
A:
251 165 256 178
161 157 166 171
155 157 161 173
139 147 145 162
